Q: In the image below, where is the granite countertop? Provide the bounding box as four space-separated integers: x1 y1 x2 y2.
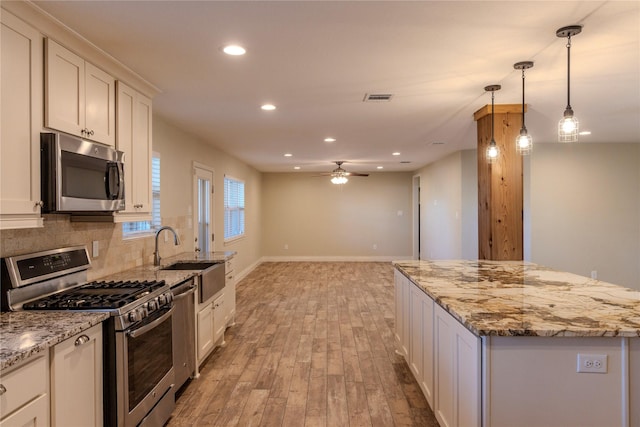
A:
0 312 109 370
98 251 236 287
0 251 235 371
393 260 640 338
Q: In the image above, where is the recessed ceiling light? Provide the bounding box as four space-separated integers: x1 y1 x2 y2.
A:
284 153 293 157
294 166 300 170
377 166 384 170
579 131 592 136
324 137 336 143
261 104 276 111
392 152 401 156
222 45 246 56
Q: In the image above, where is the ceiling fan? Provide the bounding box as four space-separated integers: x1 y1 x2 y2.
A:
316 161 369 184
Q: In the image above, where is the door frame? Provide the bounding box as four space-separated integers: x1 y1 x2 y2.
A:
192 162 215 252
413 174 421 260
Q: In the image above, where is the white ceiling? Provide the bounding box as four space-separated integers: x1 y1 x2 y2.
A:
33 1 640 174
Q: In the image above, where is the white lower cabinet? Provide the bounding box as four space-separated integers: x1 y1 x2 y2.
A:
197 301 214 364
0 354 49 427
212 294 226 345
395 268 480 427
50 324 103 427
224 258 236 327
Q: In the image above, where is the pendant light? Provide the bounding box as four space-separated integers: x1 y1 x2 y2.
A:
557 25 582 142
514 61 534 155
484 84 501 163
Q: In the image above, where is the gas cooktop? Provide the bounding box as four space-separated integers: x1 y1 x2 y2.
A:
22 280 167 310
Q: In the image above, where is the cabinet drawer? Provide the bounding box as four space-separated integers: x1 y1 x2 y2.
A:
0 354 48 418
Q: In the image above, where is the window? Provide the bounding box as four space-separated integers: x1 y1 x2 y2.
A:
122 153 161 236
224 176 245 241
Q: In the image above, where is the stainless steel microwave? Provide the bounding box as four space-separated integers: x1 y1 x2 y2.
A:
41 132 125 213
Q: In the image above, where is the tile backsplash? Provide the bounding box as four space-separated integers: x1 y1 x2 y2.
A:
0 214 190 281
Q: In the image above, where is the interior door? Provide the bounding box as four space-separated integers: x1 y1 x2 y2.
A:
193 163 214 253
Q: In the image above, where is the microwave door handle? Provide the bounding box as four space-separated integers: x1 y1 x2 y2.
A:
106 162 120 199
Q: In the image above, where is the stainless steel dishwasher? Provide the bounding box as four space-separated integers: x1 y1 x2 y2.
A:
171 278 196 391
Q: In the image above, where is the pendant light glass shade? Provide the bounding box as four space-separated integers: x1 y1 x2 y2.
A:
557 25 582 143
484 85 501 163
514 61 533 155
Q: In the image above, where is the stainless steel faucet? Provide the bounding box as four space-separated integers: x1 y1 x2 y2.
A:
154 226 181 266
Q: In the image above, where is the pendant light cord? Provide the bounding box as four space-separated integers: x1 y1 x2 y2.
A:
521 69 526 129
566 35 572 110
491 90 495 142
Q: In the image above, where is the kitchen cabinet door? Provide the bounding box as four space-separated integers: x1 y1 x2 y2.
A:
0 11 44 230
409 283 425 389
212 294 226 346
197 303 214 365
50 324 103 427
45 38 115 146
225 258 236 327
114 81 152 221
0 353 48 426
434 304 480 427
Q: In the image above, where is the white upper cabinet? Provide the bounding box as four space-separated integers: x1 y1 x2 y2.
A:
0 11 44 230
45 38 115 146
114 81 152 221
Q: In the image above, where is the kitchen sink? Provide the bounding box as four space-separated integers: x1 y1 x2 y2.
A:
161 261 226 303
160 261 220 270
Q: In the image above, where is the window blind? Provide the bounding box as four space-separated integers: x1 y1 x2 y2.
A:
224 176 245 240
122 154 161 235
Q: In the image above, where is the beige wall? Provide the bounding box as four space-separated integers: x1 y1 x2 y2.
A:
416 150 478 260
0 115 263 280
261 172 413 259
153 116 263 277
529 143 640 289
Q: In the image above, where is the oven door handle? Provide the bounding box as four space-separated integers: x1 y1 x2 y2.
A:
127 307 173 339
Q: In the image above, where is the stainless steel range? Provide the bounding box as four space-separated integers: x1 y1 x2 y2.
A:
1 246 175 427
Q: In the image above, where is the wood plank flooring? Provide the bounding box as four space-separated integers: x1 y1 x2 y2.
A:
167 262 439 427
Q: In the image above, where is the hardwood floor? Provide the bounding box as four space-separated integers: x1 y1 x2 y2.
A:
167 262 439 427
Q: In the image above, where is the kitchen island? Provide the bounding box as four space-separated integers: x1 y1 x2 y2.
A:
393 260 640 427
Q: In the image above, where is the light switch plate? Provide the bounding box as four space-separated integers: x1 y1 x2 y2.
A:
92 240 99 258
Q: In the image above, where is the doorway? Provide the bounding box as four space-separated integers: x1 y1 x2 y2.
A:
193 163 214 253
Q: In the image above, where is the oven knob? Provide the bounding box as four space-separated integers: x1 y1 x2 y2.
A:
165 292 173 304
129 310 140 322
158 294 167 305
148 299 157 311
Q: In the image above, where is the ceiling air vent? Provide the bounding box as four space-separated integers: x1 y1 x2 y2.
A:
363 93 393 102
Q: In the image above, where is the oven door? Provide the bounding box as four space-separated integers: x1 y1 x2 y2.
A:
116 307 175 427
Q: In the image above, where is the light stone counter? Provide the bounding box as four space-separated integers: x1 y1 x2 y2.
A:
95 251 236 287
0 311 109 370
393 260 640 337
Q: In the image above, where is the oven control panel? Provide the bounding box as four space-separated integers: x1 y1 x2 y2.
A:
118 291 173 330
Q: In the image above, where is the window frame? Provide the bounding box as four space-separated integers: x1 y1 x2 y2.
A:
223 175 245 243
122 152 161 238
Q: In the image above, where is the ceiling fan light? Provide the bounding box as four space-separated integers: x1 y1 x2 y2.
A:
331 176 348 185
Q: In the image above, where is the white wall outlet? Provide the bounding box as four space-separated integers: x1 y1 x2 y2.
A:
373 243 377 250
284 244 288 250
591 270 598 279
397 210 403 216
92 240 99 258
577 354 607 373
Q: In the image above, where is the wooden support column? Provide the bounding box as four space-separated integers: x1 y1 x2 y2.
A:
474 104 524 261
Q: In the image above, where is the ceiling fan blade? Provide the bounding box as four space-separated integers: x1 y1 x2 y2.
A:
346 172 369 177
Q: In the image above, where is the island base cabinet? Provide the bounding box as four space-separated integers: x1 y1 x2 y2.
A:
50 323 102 427
485 336 635 427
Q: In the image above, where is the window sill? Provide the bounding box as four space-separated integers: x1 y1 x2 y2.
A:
224 235 245 245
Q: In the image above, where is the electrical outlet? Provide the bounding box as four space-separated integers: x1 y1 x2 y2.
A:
577 354 607 373
284 244 288 250
373 244 377 250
